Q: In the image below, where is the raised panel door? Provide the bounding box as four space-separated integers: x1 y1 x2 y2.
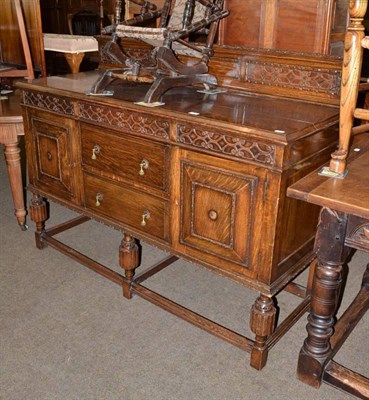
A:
176 150 271 281
26 109 83 204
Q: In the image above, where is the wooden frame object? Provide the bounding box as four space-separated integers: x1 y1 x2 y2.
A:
0 0 46 79
0 0 34 79
328 0 369 176
287 134 369 399
217 0 348 56
286 1 369 397
0 93 27 229
17 69 340 369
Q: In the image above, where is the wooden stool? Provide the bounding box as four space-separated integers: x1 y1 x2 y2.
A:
43 34 98 74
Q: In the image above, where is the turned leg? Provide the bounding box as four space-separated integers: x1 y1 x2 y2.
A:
297 207 347 388
250 294 277 370
119 233 140 299
4 141 27 230
29 194 48 249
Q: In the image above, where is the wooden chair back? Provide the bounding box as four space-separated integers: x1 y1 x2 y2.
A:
329 0 369 176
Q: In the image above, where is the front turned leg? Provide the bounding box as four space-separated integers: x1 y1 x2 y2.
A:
119 233 140 299
250 294 277 370
29 194 48 249
297 207 347 388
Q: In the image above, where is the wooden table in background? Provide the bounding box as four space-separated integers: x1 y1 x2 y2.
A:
0 92 27 230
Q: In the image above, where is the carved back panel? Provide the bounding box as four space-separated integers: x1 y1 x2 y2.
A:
218 0 349 56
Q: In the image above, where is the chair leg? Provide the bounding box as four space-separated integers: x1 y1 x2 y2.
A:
87 70 118 95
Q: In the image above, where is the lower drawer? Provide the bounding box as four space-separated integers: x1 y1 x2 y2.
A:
84 173 169 241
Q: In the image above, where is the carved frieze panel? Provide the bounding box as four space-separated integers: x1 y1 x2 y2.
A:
24 91 74 115
78 102 170 139
242 59 341 96
177 124 276 166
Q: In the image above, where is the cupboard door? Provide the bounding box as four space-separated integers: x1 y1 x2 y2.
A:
177 152 269 280
26 109 83 204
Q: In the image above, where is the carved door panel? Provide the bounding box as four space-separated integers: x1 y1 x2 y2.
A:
176 151 271 280
25 108 83 204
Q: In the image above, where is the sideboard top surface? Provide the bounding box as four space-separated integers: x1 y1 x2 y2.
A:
18 71 338 141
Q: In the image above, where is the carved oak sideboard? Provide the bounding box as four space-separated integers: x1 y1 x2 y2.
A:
18 71 339 369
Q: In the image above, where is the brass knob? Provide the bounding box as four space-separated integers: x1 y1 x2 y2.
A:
140 210 150 226
47 151 52 161
95 193 104 207
139 159 149 176
92 144 101 160
208 209 218 221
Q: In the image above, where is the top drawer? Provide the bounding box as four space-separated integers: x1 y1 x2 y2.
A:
81 124 169 193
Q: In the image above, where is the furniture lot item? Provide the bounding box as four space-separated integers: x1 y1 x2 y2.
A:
89 0 229 103
18 66 340 369
218 0 349 56
43 33 99 73
0 0 46 79
287 1 369 398
327 1 369 177
287 136 369 399
0 93 27 230
0 0 34 80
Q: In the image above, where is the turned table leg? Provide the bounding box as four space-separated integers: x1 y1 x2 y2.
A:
29 194 48 249
297 207 347 388
3 141 27 229
250 294 277 370
119 233 140 299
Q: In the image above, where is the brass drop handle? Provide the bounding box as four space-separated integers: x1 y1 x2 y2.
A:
139 159 149 176
208 209 218 221
92 144 101 160
95 193 104 207
140 210 150 226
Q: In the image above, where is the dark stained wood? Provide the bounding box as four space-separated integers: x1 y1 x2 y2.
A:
287 7 369 390
324 361 369 400
131 282 255 352
45 232 125 285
